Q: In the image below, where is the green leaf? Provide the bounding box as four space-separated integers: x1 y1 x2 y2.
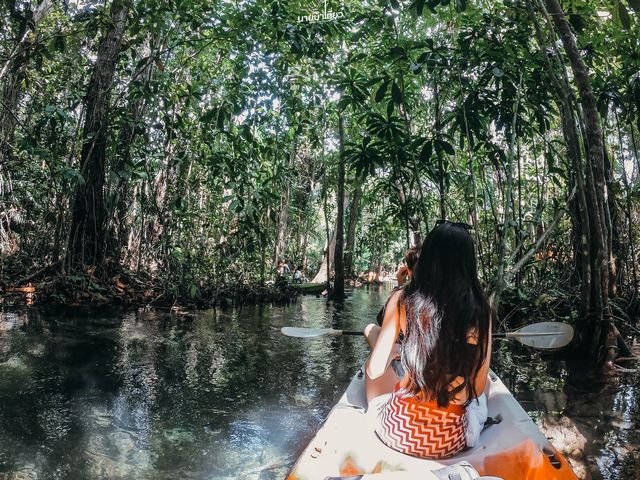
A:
387 100 395 117
419 140 433 163
427 0 440 12
389 46 405 59
551 175 563 188
439 139 455 155
375 80 389 103
338 95 352 111
391 81 403 105
548 166 567 179
61 167 84 184
229 199 241 213
200 107 218 124
618 1 631 29
629 0 640 14
55 35 65 53
217 107 226 130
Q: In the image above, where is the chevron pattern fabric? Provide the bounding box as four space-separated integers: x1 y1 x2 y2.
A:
376 390 467 459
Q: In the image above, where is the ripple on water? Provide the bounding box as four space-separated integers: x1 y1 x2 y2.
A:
0 356 29 371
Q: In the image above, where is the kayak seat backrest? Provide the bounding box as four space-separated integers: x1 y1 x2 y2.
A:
481 415 502 431
345 369 368 409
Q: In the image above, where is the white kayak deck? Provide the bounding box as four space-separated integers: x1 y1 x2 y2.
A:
289 369 576 479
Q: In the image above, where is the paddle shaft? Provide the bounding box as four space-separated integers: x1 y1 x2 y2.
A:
494 331 566 338
340 330 563 338
282 321 574 349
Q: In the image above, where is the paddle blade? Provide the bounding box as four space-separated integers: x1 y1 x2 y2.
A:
510 322 574 349
281 327 338 338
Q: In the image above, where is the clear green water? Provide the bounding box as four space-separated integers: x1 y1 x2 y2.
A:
0 287 384 479
1 287 639 479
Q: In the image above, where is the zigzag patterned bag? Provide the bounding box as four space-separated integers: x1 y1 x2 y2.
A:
376 387 468 459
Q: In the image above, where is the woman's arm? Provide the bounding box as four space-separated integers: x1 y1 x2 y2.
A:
366 290 402 379
472 315 492 396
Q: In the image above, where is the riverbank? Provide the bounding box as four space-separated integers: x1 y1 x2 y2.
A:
1 265 300 310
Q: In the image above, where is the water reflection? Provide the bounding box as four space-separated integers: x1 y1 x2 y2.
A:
0 287 387 479
1 289 638 479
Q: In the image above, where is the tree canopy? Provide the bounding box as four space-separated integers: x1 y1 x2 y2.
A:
1 0 639 362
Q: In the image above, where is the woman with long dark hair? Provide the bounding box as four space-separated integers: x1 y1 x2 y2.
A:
364 221 492 459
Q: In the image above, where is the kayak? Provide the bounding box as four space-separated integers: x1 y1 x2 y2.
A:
294 282 329 295
287 368 577 480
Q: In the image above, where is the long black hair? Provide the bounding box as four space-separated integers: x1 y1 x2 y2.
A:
399 222 491 407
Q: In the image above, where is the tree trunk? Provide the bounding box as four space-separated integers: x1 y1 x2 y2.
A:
528 1 593 319
489 73 522 309
434 76 446 220
311 227 336 284
395 179 421 246
543 0 616 365
332 114 346 299
110 34 156 263
614 110 638 289
344 180 362 278
66 0 129 271
603 146 619 298
274 139 297 268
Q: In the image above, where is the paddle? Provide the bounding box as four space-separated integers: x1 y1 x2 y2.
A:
281 321 574 350
493 321 574 349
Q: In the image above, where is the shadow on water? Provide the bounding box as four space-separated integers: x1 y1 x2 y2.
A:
0 287 638 479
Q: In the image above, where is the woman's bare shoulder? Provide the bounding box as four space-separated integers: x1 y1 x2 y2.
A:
387 287 405 307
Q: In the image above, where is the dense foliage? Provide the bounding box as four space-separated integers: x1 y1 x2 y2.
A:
1 0 638 358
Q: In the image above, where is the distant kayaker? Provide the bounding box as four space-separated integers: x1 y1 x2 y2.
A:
292 265 304 283
363 221 492 459
396 244 420 286
375 243 421 327
277 259 291 276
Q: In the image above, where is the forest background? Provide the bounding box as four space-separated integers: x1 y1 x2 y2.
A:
1 0 639 364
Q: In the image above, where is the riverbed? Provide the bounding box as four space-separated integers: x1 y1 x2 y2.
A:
0 287 638 479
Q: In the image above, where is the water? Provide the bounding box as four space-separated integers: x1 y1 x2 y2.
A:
0 287 384 479
1 287 639 479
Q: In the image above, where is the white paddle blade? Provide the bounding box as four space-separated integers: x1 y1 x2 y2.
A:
509 322 574 349
281 327 339 338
